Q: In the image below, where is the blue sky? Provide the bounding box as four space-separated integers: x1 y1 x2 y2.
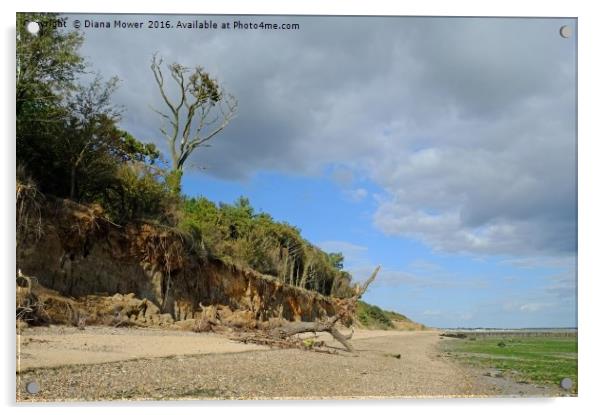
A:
181 168 576 328
74 14 577 328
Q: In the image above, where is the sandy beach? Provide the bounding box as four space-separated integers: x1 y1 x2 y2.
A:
16 326 562 401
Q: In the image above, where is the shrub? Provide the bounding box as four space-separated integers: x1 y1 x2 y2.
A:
100 162 180 225
356 301 394 329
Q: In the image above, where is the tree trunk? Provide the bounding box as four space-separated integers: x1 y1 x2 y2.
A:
269 266 381 354
270 316 356 352
70 166 77 200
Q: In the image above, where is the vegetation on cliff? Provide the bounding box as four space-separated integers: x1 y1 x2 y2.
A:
356 301 426 330
180 196 353 296
16 12 353 298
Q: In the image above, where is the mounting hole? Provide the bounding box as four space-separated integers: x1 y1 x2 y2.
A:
25 381 40 394
26 21 40 36
559 25 572 38
560 377 573 390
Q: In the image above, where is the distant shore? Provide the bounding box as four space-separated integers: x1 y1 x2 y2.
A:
441 328 577 338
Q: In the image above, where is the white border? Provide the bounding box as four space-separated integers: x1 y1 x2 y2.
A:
2 1 601 414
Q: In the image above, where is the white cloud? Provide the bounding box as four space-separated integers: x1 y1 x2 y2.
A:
76 15 576 257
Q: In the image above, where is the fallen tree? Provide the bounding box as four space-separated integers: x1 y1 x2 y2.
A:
232 266 381 355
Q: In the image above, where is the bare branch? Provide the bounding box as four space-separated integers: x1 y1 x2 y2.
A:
265 266 381 354
150 54 237 178
356 265 381 299
150 54 180 127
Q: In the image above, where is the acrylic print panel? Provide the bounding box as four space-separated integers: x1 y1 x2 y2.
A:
15 13 577 401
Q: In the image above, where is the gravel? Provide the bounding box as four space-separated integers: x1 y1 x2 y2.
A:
16 329 559 402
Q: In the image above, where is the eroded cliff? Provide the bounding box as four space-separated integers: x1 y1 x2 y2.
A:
17 197 339 326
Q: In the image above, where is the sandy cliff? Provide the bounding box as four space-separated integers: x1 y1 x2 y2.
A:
17 198 338 326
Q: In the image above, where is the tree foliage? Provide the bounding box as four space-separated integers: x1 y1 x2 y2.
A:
180 196 355 297
16 12 85 196
16 13 84 116
102 163 179 224
16 13 168 224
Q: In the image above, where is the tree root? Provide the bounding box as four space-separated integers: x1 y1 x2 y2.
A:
231 266 380 355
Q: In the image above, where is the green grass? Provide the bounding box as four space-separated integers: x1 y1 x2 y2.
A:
442 335 577 394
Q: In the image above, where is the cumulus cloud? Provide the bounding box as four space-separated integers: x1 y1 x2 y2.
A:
74 15 576 257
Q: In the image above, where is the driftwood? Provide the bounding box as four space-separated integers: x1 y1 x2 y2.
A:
232 333 338 355
268 266 381 354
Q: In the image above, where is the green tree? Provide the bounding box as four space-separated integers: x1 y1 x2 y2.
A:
103 162 177 224
16 13 85 191
179 196 355 297
328 252 345 270
63 76 122 199
16 13 180 227
16 13 84 117
53 76 159 202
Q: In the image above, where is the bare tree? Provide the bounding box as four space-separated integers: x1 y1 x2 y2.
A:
150 54 237 190
269 266 381 353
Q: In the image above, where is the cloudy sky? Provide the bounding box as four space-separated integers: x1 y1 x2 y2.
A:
70 14 576 328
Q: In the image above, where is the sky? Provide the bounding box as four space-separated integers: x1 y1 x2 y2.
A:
69 14 577 328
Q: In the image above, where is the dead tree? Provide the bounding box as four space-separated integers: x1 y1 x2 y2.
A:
269 266 381 354
150 54 237 191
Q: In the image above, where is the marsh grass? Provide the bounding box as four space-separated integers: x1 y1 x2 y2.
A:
443 335 577 394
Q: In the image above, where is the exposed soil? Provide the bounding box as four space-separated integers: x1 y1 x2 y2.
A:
16 327 565 401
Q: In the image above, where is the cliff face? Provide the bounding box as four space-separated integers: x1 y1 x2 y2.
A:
17 198 338 323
